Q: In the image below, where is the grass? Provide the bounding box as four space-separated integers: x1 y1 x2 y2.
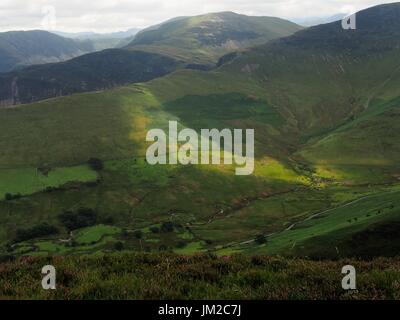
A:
74 225 121 245
246 186 400 257
12 226 122 257
174 241 205 254
0 165 98 200
2 253 400 299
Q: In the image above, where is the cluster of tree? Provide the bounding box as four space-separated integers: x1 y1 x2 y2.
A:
4 193 22 201
58 208 97 231
161 222 175 233
14 223 58 243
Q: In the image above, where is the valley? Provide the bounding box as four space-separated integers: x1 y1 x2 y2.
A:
0 3 400 265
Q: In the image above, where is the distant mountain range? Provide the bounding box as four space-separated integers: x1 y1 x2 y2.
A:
0 28 143 74
0 12 302 106
54 28 141 40
0 30 96 73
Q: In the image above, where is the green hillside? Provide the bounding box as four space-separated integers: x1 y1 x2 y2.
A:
0 3 399 261
127 11 303 66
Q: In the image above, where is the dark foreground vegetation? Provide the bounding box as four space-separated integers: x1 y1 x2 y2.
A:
1 253 400 300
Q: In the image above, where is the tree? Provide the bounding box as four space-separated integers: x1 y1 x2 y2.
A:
133 230 143 239
255 234 267 245
88 158 104 171
114 242 124 251
150 226 160 234
161 221 174 233
176 241 187 249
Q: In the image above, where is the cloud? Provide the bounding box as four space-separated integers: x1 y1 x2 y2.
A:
0 0 395 33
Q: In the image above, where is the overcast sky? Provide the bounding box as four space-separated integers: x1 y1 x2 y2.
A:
0 0 396 33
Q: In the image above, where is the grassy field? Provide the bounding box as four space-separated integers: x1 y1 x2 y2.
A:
0 165 98 200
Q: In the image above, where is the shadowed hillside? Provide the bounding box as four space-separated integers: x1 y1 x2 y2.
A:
0 49 180 106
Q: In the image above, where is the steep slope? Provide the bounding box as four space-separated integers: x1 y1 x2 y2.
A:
0 30 95 73
127 12 303 66
220 3 400 136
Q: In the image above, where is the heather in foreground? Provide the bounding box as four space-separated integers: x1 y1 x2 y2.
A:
1 253 400 300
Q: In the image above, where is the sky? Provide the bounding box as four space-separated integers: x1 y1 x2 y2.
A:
0 0 396 33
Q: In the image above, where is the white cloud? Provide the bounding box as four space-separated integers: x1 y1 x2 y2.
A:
0 0 395 33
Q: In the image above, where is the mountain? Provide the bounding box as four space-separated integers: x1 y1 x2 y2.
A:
126 11 303 66
0 30 95 73
0 3 399 260
0 13 302 107
0 49 180 106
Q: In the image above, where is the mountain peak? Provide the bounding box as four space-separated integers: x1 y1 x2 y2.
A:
127 12 302 64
